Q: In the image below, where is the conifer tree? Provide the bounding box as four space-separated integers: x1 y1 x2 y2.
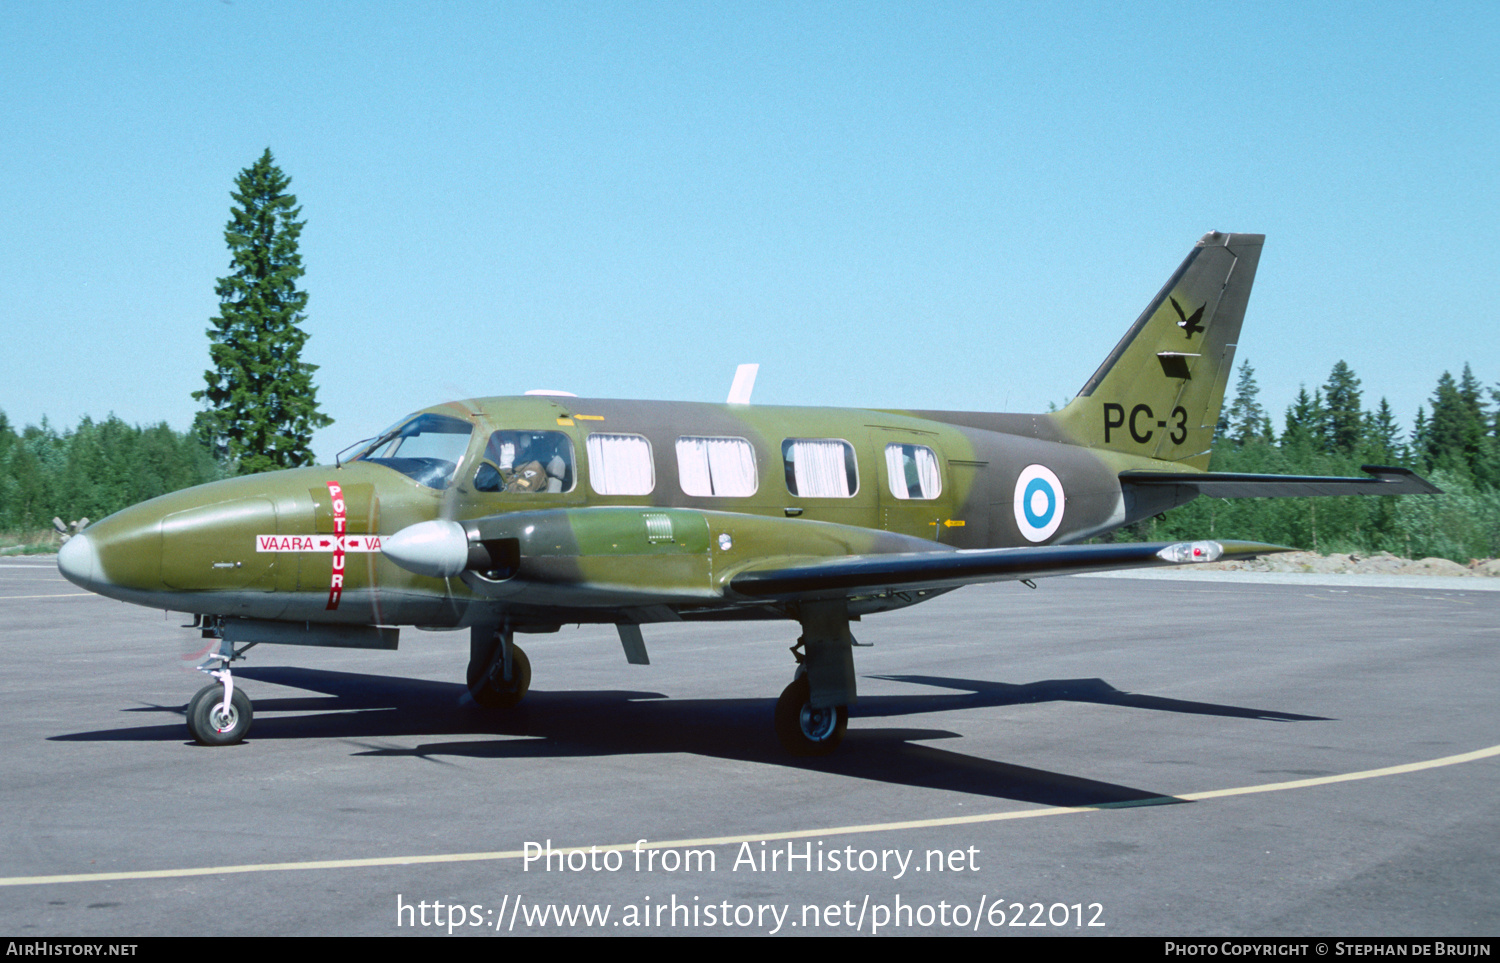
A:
1321 361 1364 456
1367 398 1404 464
1425 371 1482 476
1459 366 1500 486
193 149 331 473
1224 361 1271 447
1458 365 1485 424
1282 386 1325 454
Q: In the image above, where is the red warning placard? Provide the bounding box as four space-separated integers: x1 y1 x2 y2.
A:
326 481 346 610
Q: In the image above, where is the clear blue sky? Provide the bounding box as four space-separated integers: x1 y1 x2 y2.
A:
3 1 1496 459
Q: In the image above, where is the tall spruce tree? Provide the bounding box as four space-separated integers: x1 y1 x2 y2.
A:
1425 370 1482 476
1411 406 1430 464
193 149 331 474
1282 386 1325 452
1224 360 1272 447
1321 360 1364 456
1367 398 1404 464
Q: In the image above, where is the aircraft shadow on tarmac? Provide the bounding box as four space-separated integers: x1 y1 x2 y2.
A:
52 668 1329 808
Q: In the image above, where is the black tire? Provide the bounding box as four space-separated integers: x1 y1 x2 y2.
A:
468 643 531 709
187 684 252 746
774 677 847 756
185 683 217 724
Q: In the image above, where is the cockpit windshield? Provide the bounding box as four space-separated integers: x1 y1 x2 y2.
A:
350 413 473 489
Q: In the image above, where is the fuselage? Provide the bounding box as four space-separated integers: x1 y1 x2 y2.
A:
57 395 1194 628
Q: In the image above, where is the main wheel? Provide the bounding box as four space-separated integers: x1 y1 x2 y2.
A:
468 644 531 709
774 677 847 756
187 683 252 746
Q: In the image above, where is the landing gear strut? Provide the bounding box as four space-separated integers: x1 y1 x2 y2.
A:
468 624 531 708
774 599 857 756
187 635 254 746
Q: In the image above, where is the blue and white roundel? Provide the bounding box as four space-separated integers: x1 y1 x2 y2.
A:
1013 464 1065 542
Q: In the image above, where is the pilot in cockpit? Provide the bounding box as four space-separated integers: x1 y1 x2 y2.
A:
474 431 570 494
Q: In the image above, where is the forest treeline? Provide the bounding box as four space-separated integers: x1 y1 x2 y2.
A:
0 412 223 536
2 360 1497 559
1119 361 1500 562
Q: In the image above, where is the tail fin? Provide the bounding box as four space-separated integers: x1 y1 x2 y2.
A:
1054 231 1263 470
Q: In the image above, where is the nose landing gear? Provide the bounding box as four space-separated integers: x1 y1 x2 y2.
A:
187 635 255 746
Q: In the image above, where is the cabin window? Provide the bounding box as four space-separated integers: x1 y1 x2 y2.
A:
473 430 575 493
676 436 758 497
587 433 655 495
351 412 473 490
885 443 942 500
782 439 858 498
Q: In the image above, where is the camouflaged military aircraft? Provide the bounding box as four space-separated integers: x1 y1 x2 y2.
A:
58 231 1437 754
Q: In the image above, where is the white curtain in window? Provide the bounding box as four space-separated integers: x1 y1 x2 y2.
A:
676 438 713 496
677 437 757 497
885 444 941 499
914 445 940 498
587 434 654 495
884 445 909 498
789 439 852 497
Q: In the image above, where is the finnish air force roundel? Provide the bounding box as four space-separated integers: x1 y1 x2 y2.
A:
1013 464 1065 542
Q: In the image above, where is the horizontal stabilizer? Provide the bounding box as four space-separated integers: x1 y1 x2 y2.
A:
1119 465 1442 498
729 539 1288 601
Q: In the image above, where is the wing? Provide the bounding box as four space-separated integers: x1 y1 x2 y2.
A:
1119 465 1441 498
729 539 1285 602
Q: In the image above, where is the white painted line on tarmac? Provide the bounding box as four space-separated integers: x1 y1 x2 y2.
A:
0 593 97 600
4 742 1497 889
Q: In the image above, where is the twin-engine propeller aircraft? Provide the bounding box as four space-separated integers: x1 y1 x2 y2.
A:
59 231 1437 754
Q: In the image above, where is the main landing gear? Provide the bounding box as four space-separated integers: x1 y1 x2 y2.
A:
187 636 254 746
775 675 848 756
774 599 858 756
468 624 531 708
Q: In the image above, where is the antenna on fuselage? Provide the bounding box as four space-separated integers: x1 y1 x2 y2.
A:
726 364 758 405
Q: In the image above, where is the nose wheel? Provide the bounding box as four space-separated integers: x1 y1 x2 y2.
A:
187 684 253 746
774 677 847 756
186 633 254 746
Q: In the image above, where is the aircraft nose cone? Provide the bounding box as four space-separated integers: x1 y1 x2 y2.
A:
57 532 102 590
